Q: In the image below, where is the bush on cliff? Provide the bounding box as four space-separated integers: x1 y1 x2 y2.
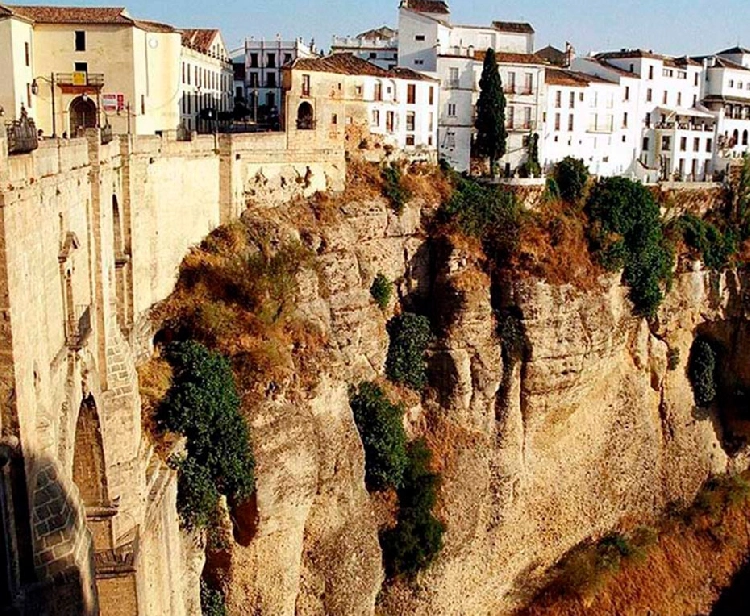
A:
586 177 673 317
382 163 412 215
160 340 255 529
554 157 589 205
200 579 227 616
678 213 739 270
689 338 718 407
381 439 445 577
349 382 408 491
370 273 393 311
386 313 433 391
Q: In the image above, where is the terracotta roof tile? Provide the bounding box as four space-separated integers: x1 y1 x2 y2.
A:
388 67 438 82
545 68 615 86
6 5 131 24
132 19 176 33
291 53 390 76
475 50 547 65
181 28 219 53
402 0 449 15
492 21 534 34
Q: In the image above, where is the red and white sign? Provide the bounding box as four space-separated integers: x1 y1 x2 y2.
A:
102 93 125 112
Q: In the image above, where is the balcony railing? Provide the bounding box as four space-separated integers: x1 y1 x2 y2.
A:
654 122 714 132
100 124 113 145
504 85 516 94
67 305 92 350
56 72 105 88
6 111 38 155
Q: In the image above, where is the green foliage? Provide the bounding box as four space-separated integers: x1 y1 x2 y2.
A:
161 341 255 529
543 177 561 203
678 213 739 270
382 163 412 215
370 273 393 311
385 313 433 391
586 177 673 317
554 157 589 204
688 338 717 407
381 439 445 577
732 154 750 239
474 48 507 174
200 579 227 616
519 132 541 178
441 176 519 239
349 382 408 492
667 347 681 371
497 310 526 367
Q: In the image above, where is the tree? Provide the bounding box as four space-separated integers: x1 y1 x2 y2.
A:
474 48 507 176
554 157 589 204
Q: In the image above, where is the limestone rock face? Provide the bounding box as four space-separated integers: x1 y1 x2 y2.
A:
218 196 750 616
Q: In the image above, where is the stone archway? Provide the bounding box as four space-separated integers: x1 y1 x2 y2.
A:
69 96 98 135
72 395 109 509
296 101 314 130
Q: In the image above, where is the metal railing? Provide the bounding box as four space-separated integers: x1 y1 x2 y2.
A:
296 118 316 130
6 113 38 154
100 124 113 145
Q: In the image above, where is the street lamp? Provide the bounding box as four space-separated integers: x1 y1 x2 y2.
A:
31 72 57 137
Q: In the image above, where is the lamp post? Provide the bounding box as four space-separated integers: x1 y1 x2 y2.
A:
31 72 57 137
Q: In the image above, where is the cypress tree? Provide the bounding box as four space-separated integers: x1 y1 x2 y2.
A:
474 48 507 176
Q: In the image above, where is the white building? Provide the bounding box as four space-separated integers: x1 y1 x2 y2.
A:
179 29 233 132
700 47 750 172
542 68 630 177
397 0 543 172
244 37 317 121
331 26 398 70
574 50 713 182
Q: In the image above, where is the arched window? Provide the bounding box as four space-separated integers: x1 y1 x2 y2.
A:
743 130 749 146
733 129 740 146
296 101 314 130
72 396 108 507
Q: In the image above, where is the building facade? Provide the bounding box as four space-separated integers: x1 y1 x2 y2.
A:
284 53 438 159
0 4 182 137
244 37 317 122
331 26 399 70
179 28 233 132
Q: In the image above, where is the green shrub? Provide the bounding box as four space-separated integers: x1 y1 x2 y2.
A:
440 176 519 240
381 439 445 577
678 214 738 270
386 313 433 391
200 579 227 616
161 341 255 529
667 347 681 371
688 338 717 407
497 310 526 367
586 177 673 317
370 273 393 311
543 177 561 202
349 382 408 491
382 163 412 215
554 157 589 204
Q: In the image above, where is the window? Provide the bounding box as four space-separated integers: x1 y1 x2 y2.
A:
648 65 654 79
662 91 668 105
694 73 699 86
284 53 292 64
447 103 456 117
416 34 426 41
374 81 383 101
643 136 650 151
624 86 630 101
75 30 86 51
266 73 276 88
267 53 276 68
406 111 416 131
370 52 377 59
332 113 338 125
729 79 735 88
448 67 459 88
623 112 628 128
568 114 574 131
645 113 651 128
569 91 576 108
629 63 635 73
693 137 700 151
236 86 243 99
554 112 560 131
24 42 30 66
27 83 31 108
680 137 687 151
141 94 146 115
506 71 516 93
406 134 415 146
524 72 533 94
414 59 424 66
249 53 259 68
507 105 515 127
677 92 682 106
646 88 653 102
249 72 259 87
407 84 416 104
555 91 562 108
662 136 671 151
372 109 380 125
706 138 713 152
386 111 395 132
525 106 532 128
74 62 88 73
428 86 434 105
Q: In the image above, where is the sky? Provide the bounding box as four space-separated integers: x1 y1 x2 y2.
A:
32 0 750 57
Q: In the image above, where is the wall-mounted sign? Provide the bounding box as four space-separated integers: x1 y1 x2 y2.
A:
102 93 125 112
72 71 87 86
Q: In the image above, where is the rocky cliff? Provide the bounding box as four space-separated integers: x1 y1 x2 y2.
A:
149 174 750 616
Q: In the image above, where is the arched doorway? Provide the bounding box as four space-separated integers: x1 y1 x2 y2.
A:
72 395 108 508
296 101 314 129
69 96 98 135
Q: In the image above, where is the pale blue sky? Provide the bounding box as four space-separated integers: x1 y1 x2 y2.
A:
33 0 750 56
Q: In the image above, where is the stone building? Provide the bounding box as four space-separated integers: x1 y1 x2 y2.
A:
284 53 438 160
179 28 233 132
0 4 182 137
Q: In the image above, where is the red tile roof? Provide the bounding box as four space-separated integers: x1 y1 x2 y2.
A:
401 0 449 15
182 28 219 53
389 67 438 82
5 5 132 24
290 53 437 82
474 50 547 65
492 21 534 34
545 68 614 87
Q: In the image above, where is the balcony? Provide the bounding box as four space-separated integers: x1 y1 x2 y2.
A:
6 111 38 155
56 72 105 88
504 85 516 94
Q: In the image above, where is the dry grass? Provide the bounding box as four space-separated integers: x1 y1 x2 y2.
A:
137 354 180 458
514 199 603 289
517 473 750 616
